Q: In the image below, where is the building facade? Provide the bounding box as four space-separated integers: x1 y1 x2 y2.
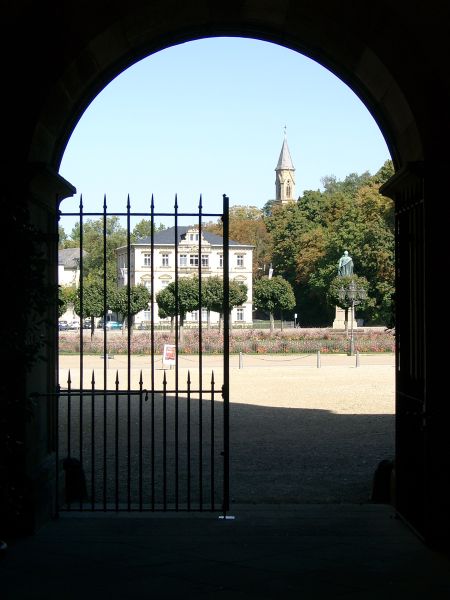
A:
117 226 253 325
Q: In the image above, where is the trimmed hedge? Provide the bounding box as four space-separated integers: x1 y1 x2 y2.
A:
59 328 394 355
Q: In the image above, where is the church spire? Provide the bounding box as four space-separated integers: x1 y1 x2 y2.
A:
275 130 296 203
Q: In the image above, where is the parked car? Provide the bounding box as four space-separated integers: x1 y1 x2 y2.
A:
68 320 80 330
105 321 123 330
83 319 92 329
98 319 123 330
58 320 69 331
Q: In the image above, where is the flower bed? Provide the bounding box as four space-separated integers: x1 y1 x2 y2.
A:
59 327 395 355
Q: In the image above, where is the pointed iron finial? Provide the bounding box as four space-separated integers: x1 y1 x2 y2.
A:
115 370 119 386
127 194 131 210
187 370 191 385
79 194 83 210
211 371 215 385
151 194 154 211
199 194 203 211
139 370 143 389
67 370 72 387
91 370 95 385
174 194 178 211
163 370 167 386
103 194 107 210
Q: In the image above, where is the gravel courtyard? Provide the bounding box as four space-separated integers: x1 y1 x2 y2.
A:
58 353 395 506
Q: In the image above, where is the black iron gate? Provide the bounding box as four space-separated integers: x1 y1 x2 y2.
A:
56 195 230 513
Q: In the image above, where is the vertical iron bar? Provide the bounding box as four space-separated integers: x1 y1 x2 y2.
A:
198 195 203 511
163 371 167 510
103 195 107 511
150 195 155 511
174 195 179 510
91 370 95 510
127 195 131 510
79 195 84 393
67 371 72 458
187 370 191 510
126 194 132 388
222 194 230 515
139 371 143 511
67 372 72 511
115 371 119 511
55 385 60 516
103 195 108 389
211 371 215 510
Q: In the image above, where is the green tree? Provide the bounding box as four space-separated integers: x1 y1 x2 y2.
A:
202 276 248 332
131 219 166 242
74 281 109 336
265 162 395 326
156 277 200 340
109 284 151 332
58 285 77 318
69 217 127 284
204 205 272 277
253 276 296 331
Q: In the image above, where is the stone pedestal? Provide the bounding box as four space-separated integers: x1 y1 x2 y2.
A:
332 306 357 329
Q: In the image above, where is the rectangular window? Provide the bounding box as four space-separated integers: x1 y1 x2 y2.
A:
162 254 169 267
143 253 151 266
201 254 209 267
189 254 199 267
179 254 187 267
219 254 223 268
237 254 244 267
236 308 244 321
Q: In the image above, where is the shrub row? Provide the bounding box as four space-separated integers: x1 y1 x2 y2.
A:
59 328 395 355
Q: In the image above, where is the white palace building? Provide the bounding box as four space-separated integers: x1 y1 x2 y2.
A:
116 226 253 326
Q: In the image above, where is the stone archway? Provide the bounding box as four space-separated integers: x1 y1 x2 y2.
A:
4 1 444 543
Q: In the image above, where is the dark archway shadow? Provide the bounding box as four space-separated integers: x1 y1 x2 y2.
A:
58 394 394 510
230 402 394 504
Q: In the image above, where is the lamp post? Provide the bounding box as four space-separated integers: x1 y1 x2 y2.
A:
338 280 367 355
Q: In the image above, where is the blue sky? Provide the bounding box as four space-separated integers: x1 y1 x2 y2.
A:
59 37 390 231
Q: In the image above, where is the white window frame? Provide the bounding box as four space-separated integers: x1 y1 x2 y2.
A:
189 254 199 267
201 254 209 267
143 253 151 266
179 254 187 267
162 253 169 267
236 307 244 321
236 254 244 267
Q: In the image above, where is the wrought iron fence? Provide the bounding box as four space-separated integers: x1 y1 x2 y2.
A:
56 194 230 513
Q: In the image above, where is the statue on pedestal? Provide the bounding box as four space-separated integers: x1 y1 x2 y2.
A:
338 250 354 276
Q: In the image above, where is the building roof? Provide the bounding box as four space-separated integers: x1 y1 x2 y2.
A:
58 248 86 268
133 226 252 247
275 137 295 171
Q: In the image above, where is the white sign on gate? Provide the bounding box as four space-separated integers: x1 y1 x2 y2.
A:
162 344 176 368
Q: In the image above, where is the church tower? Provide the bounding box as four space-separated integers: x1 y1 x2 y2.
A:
275 131 296 204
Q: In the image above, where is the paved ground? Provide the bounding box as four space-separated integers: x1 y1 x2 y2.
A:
3 354 450 598
58 353 395 506
2 506 450 599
